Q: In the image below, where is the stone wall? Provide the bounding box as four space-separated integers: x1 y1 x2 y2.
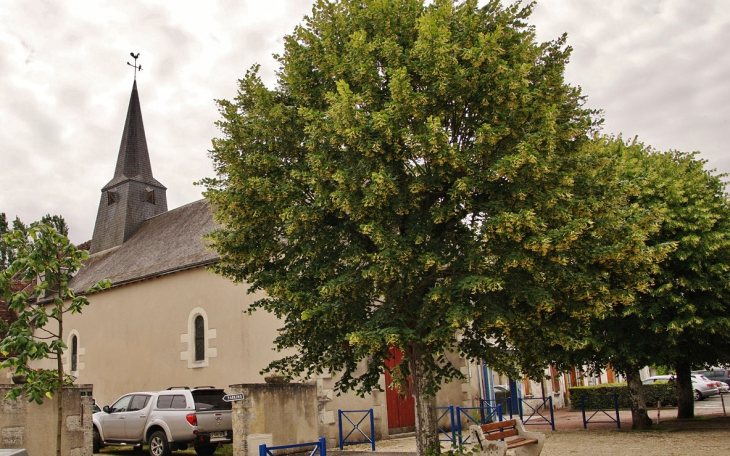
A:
229 383 318 456
0 385 93 456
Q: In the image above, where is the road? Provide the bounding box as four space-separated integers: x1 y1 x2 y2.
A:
694 392 729 415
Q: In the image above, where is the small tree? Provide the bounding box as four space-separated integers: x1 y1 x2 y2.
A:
0 222 109 456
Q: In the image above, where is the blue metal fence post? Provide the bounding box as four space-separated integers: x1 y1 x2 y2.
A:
548 396 556 431
338 410 344 450
497 404 503 422
580 395 587 429
614 394 621 429
369 408 376 451
448 405 456 446
320 437 327 456
259 443 267 456
508 378 519 420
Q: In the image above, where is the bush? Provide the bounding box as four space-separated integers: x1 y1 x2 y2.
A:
568 383 677 411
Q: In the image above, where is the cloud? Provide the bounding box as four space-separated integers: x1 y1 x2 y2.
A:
0 0 728 245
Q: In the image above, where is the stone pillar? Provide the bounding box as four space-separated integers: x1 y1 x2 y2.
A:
229 383 318 456
0 384 93 456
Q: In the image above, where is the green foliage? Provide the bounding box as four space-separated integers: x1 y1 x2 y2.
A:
427 439 479 456
40 214 69 237
0 214 67 269
568 384 677 411
562 138 730 378
203 2 689 452
0 214 22 269
0 222 110 404
640 153 730 369
202 10 675 438
0 213 10 268
202 0 669 399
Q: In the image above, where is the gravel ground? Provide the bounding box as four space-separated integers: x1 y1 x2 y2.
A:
338 416 730 456
539 427 730 455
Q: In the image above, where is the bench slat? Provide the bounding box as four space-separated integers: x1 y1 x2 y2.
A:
506 438 538 449
480 419 517 433
483 429 518 441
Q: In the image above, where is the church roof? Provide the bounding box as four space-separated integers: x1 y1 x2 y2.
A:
102 80 165 190
70 199 218 291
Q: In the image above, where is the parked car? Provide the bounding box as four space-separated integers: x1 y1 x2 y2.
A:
690 374 720 400
93 386 232 456
641 374 719 400
641 375 673 385
693 368 730 387
493 385 510 397
715 381 729 394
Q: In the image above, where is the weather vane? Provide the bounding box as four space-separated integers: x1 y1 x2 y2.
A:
127 52 142 80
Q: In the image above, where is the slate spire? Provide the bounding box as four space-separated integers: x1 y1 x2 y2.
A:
104 80 163 190
90 81 168 254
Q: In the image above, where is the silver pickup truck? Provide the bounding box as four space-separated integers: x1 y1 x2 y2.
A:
93 386 233 456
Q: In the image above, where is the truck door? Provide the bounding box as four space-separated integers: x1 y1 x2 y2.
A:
124 394 152 439
102 395 133 440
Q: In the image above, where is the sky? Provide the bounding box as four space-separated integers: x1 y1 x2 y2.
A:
1 0 728 245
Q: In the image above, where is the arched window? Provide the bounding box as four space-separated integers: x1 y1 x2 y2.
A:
194 315 205 361
181 307 217 369
71 335 78 372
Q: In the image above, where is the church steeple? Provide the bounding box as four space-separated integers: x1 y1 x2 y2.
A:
90 81 168 254
104 80 164 190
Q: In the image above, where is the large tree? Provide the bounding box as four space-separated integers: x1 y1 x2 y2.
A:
631 150 730 418
0 222 109 456
541 136 672 429
203 1 655 452
555 138 730 425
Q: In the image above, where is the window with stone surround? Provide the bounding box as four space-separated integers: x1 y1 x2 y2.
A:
180 307 217 368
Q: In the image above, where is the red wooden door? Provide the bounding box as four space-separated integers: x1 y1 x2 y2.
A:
384 347 416 430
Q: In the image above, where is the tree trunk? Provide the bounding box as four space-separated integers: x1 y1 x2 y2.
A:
625 366 653 429
675 361 694 419
409 352 439 456
56 299 64 456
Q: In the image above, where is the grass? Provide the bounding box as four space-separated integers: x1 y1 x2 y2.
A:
100 443 233 455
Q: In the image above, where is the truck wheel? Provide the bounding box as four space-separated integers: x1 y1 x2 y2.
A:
194 444 218 456
92 426 101 453
149 431 171 456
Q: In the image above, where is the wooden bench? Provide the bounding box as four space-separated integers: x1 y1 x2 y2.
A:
469 419 545 456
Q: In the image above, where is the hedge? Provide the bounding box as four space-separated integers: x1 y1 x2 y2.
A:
568 383 677 411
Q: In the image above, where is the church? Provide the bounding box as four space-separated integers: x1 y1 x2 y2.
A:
4 80 483 442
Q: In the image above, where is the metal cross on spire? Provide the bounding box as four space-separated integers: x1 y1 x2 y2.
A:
127 52 142 80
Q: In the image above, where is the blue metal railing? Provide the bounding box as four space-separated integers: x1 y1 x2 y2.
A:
480 397 513 418
338 409 375 451
482 396 555 430
260 438 326 456
436 405 456 445
456 404 503 445
580 393 620 429
520 396 555 430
